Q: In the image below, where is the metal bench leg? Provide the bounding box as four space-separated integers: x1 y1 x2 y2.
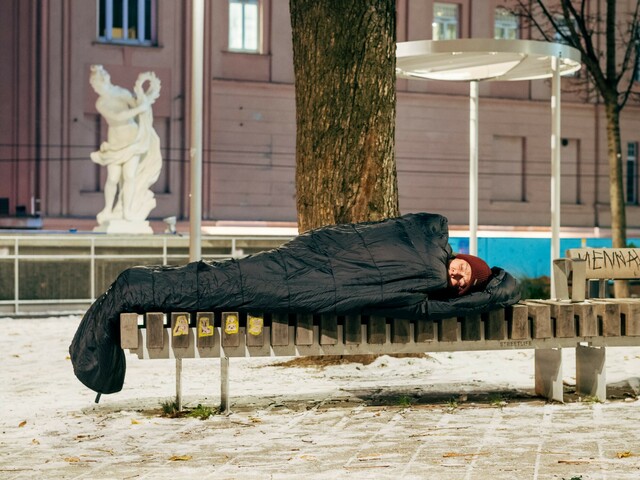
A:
221 356 230 414
176 358 183 411
576 344 606 402
535 348 564 402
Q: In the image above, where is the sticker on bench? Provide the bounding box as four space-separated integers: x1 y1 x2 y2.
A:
224 313 239 335
247 315 263 336
196 312 216 349
198 315 214 338
172 314 190 337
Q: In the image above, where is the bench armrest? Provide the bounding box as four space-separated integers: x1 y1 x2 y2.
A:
553 258 586 302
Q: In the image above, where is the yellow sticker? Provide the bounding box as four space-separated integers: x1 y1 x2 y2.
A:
198 316 214 338
172 315 189 336
224 314 239 335
248 315 263 336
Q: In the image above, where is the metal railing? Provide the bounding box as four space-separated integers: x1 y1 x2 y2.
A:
0 233 294 315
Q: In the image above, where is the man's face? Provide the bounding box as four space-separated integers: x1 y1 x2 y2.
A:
448 258 472 294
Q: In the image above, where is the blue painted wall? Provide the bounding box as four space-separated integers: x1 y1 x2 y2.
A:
449 236 628 279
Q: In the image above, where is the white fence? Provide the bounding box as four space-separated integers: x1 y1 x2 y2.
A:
0 233 293 314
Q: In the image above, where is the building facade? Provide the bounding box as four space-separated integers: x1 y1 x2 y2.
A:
1 0 639 229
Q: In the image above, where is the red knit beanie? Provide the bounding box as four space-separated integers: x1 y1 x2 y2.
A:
454 254 492 295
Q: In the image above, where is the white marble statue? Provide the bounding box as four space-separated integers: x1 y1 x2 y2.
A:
89 65 162 234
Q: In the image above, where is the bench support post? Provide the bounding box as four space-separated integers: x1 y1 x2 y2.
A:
534 348 564 402
220 356 230 414
575 344 606 402
176 358 183 411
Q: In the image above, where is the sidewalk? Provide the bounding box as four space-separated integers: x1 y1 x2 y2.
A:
1 316 640 479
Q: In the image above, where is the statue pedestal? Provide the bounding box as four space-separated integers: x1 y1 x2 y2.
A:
94 219 154 234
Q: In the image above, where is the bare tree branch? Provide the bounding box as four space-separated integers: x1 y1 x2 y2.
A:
509 0 638 291
620 5 640 109
605 0 616 87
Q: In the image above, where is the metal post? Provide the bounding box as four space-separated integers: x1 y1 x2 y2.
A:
469 80 479 256
190 0 204 262
177 0 205 411
14 238 19 314
90 237 96 301
221 356 230 414
176 357 183 411
550 57 561 298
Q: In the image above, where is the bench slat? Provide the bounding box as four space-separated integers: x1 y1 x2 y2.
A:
525 302 552 339
611 300 640 336
146 312 165 349
196 312 215 348
222 312 241 347
246 314 264 347
546 302 576 338
485 310 507 340
391 318 410 344
367 316 386 344
171 313 191 349
415 318 434 342
295 313 314 346
439 317 458 342
271 313 289 346
344 315 361 344
567 248 640 279
573 303 597 337
120 313 138 349
508 304 529 340
461 314 482 341
594 301 621 337
320 314 338 345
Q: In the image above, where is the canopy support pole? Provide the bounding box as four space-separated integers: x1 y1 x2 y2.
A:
179 0 204 412
469 80 479 256
189 0 204 263
550 57 561 298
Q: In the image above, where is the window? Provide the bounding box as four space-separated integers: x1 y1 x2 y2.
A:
561 139 580 204
432 3 459 40
494 7 518 40
229 0 260 52
98 0 157 45
553 14 575 45
627 142 638 204
492 136 525 202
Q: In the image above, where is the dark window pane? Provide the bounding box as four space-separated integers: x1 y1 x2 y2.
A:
99 0 106 37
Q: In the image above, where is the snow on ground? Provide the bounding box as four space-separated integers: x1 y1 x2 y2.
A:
2 315 640 479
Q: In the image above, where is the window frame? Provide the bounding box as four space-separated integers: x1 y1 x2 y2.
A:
432 2 460 41
552 14 576 45
97 0 157 46
228 0 262 53
494 6 519 40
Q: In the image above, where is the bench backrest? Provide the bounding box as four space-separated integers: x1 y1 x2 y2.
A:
566 248 640 280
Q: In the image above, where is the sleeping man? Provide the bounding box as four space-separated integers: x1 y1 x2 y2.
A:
70 212 520 394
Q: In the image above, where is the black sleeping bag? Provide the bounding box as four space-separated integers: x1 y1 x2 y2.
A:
69 212 521 395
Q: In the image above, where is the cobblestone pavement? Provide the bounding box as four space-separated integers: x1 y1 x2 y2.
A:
4 387 640 479
2 316 640 479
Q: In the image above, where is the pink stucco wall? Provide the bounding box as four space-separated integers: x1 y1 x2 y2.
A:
1 0 640 229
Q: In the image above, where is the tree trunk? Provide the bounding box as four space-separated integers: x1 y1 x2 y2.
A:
290 0 399 232
604 100 629 297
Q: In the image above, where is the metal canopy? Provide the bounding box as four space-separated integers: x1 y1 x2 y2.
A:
396 39 581 82
396 39 581 297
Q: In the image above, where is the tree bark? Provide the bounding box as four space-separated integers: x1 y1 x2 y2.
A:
604 100 630 297
290 0 399 232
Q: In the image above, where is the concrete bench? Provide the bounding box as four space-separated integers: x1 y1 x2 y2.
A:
119 295 640 411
